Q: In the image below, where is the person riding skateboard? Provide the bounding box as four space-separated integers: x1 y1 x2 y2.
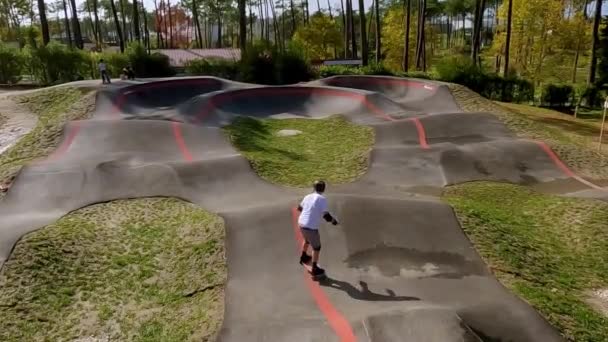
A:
297 180 339 276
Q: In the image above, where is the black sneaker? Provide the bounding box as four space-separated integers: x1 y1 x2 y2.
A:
312 264 325 276
300 253 312 265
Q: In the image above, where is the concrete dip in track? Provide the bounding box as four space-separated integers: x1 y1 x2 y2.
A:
2 75 607 341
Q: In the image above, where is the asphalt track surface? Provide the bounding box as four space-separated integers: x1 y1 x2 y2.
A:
1 75 607 341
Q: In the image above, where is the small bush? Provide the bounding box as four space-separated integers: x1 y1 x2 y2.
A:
239 42 277 84
275 49 314 84
25 42 90 85
239 42 313 85
435 55 533 103
185 58 239 79
125 42 175 78
360 63 396 76
0 43 24 84
318 65 362 77
541 84 574 107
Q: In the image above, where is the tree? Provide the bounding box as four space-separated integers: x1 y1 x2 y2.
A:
119 0 127 43
92 0 102 46
238 0 246 49
375 0 381 63
60 0 72 46
588 0 603 85
37 0 50 44
471 0 486 63
358 0 368 65
403 0 411 71
293 12 341 59
133 0 140 41
415 0 426 70
110 0 124 51
69 0 83 48
503 0 512 77
598 16 608 87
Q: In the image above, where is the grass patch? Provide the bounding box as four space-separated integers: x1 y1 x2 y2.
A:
0 197 226 341
224 115 374 187
443 182 608 341
0 86 95 190
448 84 608 180
0 112 6 127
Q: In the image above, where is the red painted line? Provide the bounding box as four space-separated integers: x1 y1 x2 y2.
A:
172 121 194 162
290 207 357 342
409 117 430 149
535 141 605 190
45 121 81 162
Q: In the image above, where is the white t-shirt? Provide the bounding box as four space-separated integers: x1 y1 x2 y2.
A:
98 62 106 71
298 192 328 230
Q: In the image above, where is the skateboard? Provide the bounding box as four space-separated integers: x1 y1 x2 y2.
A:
301 259 327 281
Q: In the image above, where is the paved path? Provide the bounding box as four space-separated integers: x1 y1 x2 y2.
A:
2 75 606 341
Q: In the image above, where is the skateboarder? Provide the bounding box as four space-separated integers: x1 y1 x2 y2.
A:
297 180 339 277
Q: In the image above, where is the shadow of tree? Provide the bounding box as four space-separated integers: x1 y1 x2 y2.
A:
319 278 420 302
225 116 306 161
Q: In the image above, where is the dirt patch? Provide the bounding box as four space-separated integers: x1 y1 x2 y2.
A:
586 289 608 317
0 95 37 155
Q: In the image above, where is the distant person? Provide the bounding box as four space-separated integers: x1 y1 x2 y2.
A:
122 65 135 80
297 180 339 277
98 59 111 84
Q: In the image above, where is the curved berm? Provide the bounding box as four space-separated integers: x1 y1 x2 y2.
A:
1 75 606 341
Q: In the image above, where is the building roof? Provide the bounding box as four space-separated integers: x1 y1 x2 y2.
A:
153 49 241 67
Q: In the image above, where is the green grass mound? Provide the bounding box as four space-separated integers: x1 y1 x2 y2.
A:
224 115 374 187
0 86 95 189
443 182 608 341
0 198 226 341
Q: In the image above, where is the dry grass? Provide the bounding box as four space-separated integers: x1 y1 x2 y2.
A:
0 86 96 196
0 198 226 342
448 84 608 180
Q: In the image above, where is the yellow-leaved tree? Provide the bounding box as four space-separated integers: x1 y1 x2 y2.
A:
292 12 341 61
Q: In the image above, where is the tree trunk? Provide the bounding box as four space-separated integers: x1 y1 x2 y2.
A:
471 0 485 62
133 0 141 42
119 0 127 43
290 0 296 33
305 0 310 24
327 0 333 18
259 0 265 41
249 1 254 42
270 0 280 48
348 0 356 58
316 0 321 14
587 0 602 85
92 0 102 46
217 14 222 47
238 0 247 49
342 0 348 57
282 0 286 47
37 0 50 45
110 0 124 51
403 0 411 71
61 0 73 47
142 3 149 51
69 0 83 48
375 0 380 63
153 0 163 47
358 0 368 65
415 0 426 70
161 0 168 46
264 0 270 42
503 0 512 77
167 0 173 48
193 0 203 48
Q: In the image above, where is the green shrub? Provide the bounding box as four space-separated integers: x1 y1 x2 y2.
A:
239 42 277 84
185 58 239 79
25 42 90 85
125 42 175 78
0 43 24 84
318 65 363 77
541 84 574 107
91 52 130 79
360 63 396 76
401 71 434 80
275 48 314 84
435 55 533 103
239 42 312 84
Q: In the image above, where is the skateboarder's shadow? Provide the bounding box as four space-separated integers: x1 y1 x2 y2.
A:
319 278 420 302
